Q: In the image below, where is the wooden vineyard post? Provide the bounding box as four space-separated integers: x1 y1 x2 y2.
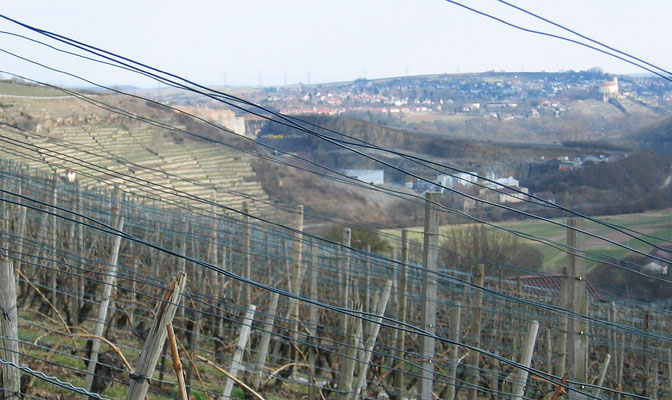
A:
242 201 251 305
207 201 220 339
446 301 462 400
566 218 588 392
545 328 553 375
511 320 539 399
365 245 372 314
126 273 187 400
65 179 75 319
222 304 257 399
68 180 79 324
253 292 280 389
288 205 304 377
217 248 228 338
75 180 85 324
653 357 659 400
29 206 49 295
129 257 139 327
354 279 393 398
0 172 5 255
419 192 440 400
490 271 503 400
185 260 204 398
608 302 617 382
667 348 672 399
394 230 409 400
644 311 657 400
14 177 27 300
466 264 484 400
339 303 362 400
339 228 352 340
167 322 188 400
308 241 319 400
176 217 187 322
207 193 219 338
593 354 611 399
0 258 20 398
557 266 569 378
84 217 124 392
49 173 58 308
617 333 625 400
336 228 353 397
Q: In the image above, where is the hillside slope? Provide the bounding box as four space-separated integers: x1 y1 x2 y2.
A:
527 152 672 214
260 115 589 168
628 114 672 155
0 90 273 215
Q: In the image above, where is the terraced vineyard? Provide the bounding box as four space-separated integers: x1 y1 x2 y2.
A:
0 94 274 216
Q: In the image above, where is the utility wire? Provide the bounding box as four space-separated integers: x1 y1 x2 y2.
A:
2 136 668 287
442 0 672 83
0 190 662 400
495 0 672 77
2 20 669 257
2 30 670 258
0 357 107 400
0 12 664 400
0 66 666 279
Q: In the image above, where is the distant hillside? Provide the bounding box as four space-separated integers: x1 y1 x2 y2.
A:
259 115 585 169
527 152 672 215
627 114 672 155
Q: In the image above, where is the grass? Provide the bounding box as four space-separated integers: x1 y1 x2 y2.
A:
15 306 310 400
381 209 672 272
0 82 69 97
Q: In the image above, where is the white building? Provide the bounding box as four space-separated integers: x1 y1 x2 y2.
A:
454 172 478 186
436 174 455 192
643 261 668 275
598 77 619 102
494 176 519 188
435 172 478 193
342 169 385 185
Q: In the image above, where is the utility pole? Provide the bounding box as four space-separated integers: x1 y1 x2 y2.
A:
566 218 588 397
418 192 440 399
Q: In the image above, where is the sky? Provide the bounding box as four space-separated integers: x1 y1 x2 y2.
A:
1 1 671 88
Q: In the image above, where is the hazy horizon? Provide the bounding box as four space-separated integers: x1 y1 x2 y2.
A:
2 1 671 88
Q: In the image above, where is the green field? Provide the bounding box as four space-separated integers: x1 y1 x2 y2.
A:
0 82 68 97
381 209 671 272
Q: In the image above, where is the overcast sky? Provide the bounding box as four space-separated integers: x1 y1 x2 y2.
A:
1 1 671 87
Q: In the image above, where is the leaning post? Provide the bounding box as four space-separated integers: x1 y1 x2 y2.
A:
511 320 539 399
84 216 124 392
126 273 188 400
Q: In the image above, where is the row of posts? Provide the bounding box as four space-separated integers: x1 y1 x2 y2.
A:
0 180 670 399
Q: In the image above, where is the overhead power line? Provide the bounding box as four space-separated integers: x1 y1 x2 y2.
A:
1 27 671 278
0 190 615 400
0 11 667 400
442 0 672 83
495 0 672 78
1 26 670 262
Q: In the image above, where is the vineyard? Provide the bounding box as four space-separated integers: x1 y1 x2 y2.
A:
0 13 670 400
0 158 669 399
